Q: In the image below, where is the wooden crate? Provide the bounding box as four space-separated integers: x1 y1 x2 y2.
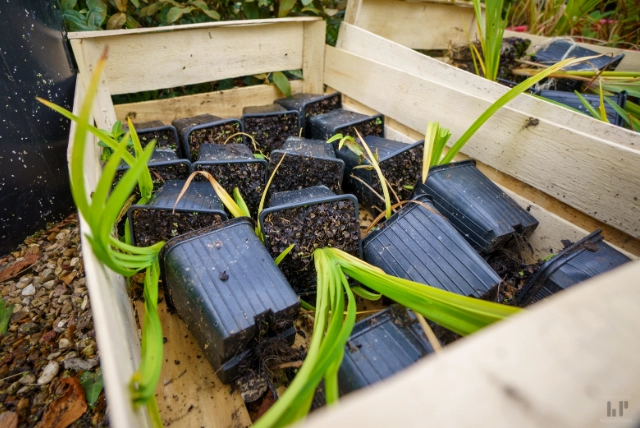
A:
67 17 640 427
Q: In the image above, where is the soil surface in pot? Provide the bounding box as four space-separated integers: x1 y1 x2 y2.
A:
196 162 266 216
132 210 224 246
305 96 341 119
337 117 383 140
189 122 242 162
263 200 360 293
244 114 299 154
269 152 343 195
370 145 424 213
138 129 178 153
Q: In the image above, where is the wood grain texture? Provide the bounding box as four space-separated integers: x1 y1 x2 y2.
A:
301 260 640 428
337 91 640 257
73 22 305 95
114 81 304 123
302 20 326 94
336 23 640 150
135 300 252 428
325 46 640 239
504 30 640 72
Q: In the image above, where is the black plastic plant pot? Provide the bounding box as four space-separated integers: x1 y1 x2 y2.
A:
116 149 192 187
413 160 539 255
124 119 185 158
126 180 227 247
364 194 501 297
537 90 627 127
309 109 384 142
160 218 300 383
338 306 438 396
192 144 268 217
336 136 424 214
269 137 345 195
533 40 625 72
517 230 631 306
274 92 342 137
241 104 300 155
259 186 362 294
172 114 244 162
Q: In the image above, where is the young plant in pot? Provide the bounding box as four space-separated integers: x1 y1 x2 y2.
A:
172 113 244 162
241 104 300 155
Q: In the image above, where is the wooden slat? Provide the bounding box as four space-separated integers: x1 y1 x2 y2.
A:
336 23 640 150
505 30 640 72
344 0 479 49
71 22 306 95
114 81 304 123
301 260 640 428
302 20 327 94
324 46 640 239
339 93 640 258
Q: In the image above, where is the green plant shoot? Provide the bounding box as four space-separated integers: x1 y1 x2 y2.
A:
0 297 14 336
471 0 509 81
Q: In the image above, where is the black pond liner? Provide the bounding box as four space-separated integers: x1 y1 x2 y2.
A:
159 218 300 384
269 137 345 194
309 109 385 142
274 92 342 137
126 180 227 246
537 89 627 127
192 143 268 217
516 229 631 306
338 306 438 395
336 136 424 213
124 119 185 158
172 114 244 162
241 104 300 154
413 160 539 255
259 185 362 294
364 194 501 297
533 40 625 72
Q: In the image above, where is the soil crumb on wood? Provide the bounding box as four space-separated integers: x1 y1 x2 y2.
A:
263 200 360 293
189 122 242 162
132 210 224 246
269 152 343 195
243 114 299 155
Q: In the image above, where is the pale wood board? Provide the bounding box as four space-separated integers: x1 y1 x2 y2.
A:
336 23 640 151
71 22 306 95
505 30 640 72
134 299 252 428
300 261 640 428
302 20 326 94
344 0 480 49
324 45 640 239
338 92 640 257
114 82 304 123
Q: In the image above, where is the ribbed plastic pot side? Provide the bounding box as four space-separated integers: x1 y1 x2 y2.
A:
309 109 384 142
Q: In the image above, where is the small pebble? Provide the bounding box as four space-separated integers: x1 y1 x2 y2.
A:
20 285 36 296
37 361 59 385
19 374 36 385
64 358 98 371
58 338 72 349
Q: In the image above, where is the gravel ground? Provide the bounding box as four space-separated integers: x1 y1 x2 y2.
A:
0 214 108 427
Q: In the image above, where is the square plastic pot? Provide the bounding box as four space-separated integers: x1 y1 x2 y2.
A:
126 180 227 246
364 194 501 297
172 114 244 162
116 149 192 190
241 104 300 154
124 119 185 158
274 92 342 137
413 160 539 255
259 185 362 294
269 137 345 195
338 306 438 396
517 229 631 305
192 143 268 217
533 40 625 71
537 90 627 127
336 136 424 213
309 109 384 142
160 218 300 383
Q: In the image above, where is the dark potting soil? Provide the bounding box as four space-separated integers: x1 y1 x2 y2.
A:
132 209 224 247
370 144 424 213
262 200 360 292
304 95 341 120
336 117 384 140
138 129 179 152
114 164 190 196
195 162 266 216
243 114 299 154
449 37 531 82
269 152 343 195
189 122 242 162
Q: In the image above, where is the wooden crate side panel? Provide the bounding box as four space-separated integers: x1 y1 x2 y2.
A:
301 260 640 428
302 20 326 93
505 30 640 72
73 22 305 95
325 47 640 239
345 0 479 50
336 23 640 150
114 81 304 123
